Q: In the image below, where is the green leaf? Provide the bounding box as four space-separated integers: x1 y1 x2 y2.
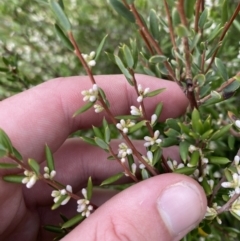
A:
109 0 135 23
191 108 203 134
3 175 25 183
208 24 223 43
184 0 195 19
210 124 232 140
95 34 108 61
130 38 138 69
123 45 134 68
215 58 228 81
127 154 134 170
104 126 111 144
128 120 146 134
149 55 168 64
223 80 240 99
228 135 235 150
190 33 201 51
45 144 55 172
141 168 150 180
222 0 228 25
51 194 68 210
152 148 162 166
92 126 104 139
160 137 178 147
44 225 64 234
0 163 19 169
209 156 230 165
80 136 97 146
94 137 109 150
28 158 40 175
87 176 93 200
166 118 180 132
145 88 165 97
174 166 196 175
188 150 200 167
49 0 71 31
73 102 94 117
198 9 208 29
0 128 13 155
12 147 22 161
114 55 133 85
149 9 160 40
193 74 206 87
200 129 214 140
201 177 212 196
164 128 180 138
61 214 85 229
100 172 124 186
175 24 189 37
179 141 191 163
54 24 74 51
154 102 163 122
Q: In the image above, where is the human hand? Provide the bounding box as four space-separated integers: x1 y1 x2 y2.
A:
0 74 206 241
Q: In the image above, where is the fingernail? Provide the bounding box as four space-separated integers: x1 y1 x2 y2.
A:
157 182 204 238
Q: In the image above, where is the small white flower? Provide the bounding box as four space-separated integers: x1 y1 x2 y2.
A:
118 143 132 160
131 163 137 175
222 173 240 194
230 197 240 218
22 170 38 188
137 84 150 102
188 145 197 153
142 151 153 166
81 84 99 102
77 188 93 217
235 120 240 129
43 166 56 179
130 105 142 116
93 104 104 113
81 51 96 67
205 203 221 222
144 130 162 147
234 155 240 165
51 185 72 205
116 119 135 134
167 159 184 171
150 114 157 126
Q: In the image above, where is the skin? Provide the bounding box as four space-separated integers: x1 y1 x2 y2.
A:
0 74 206 241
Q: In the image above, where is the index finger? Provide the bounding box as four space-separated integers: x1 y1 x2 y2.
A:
0 74 188 160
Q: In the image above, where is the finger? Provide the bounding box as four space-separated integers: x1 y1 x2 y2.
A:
0 74 188 160
24 139 181 206
61 174 207 241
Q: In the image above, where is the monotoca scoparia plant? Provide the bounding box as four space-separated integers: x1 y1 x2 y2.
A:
1 0 240 240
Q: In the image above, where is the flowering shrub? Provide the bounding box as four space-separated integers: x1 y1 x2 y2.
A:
1 0 240 240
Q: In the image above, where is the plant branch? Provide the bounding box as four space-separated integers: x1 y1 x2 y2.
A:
194 0 202 33
199 73 240 104
217 193 240 215
204 3 240 73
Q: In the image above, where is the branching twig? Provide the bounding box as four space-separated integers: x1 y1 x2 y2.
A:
194 0 202 33
204 4 240 73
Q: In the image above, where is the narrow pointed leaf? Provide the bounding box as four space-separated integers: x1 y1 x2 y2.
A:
62 214 85 229
160 137 178 147
45 144 55 172
174 166 196 175
179 141 191 163
141 168 150 180
87 176 93 200
3 175 25 183
54 24 74 51
154 102 163 120
92 126 104 139
209 156 230 165
0 163 19 169
44 225 64 234
51 195 68 210
94 137 109 150
80 136 97 146
109 0 135 23
149 9 160 40
128 120 146 134
191 108 203 134
50 0 71 31
73 102 94 117
210 124 232 140
145 88 165 97
0 128 13 154
95 34 108 61
149 55 167 63
188 150 200 167
12 147 22 161
123 45 134 68
198 9 208 29
215 58 228 81
28 158 40 175
104 126 111 144
100 172 124 186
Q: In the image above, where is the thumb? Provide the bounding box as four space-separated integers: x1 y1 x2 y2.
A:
62 174 207 241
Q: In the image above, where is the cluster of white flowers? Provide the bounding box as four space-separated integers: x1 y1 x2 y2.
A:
167 159 184 171
118 143 132 163
93 103 104 113
230 196 240 218
137 84 149 102
51 185 72 205
205 203 222 224
116 119 135 133
77 188 93 217
140 151 154 169
43 166 56 179
144 130 162 147
81 84 98 102
130 105 142 116
22 170 38 188
81 51 96 67
221 155 240 194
